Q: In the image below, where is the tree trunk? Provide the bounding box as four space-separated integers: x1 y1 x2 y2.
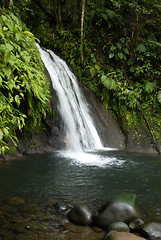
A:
80 0 85 63
58 4 62 28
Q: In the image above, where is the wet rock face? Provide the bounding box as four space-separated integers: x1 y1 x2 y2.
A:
93 193 139 229
67 204 93 226
105 232 146 240
83 87 126 149
143 222 161 239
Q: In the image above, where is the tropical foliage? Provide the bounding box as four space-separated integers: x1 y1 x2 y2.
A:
0 10 51 154
1 0 161 152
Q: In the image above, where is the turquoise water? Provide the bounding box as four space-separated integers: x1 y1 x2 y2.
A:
0 150 161 220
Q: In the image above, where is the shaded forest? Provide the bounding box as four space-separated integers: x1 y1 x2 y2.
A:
0 0 161 154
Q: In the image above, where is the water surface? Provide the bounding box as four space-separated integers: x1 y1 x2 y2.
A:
0 150 161 220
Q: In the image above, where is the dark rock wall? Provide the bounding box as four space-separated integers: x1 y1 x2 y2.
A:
83 87 126 150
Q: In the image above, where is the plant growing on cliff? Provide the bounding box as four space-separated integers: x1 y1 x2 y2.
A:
0 11 51 154
11 0 161 148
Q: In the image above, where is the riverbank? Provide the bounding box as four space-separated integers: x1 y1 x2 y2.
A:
0 193 161 240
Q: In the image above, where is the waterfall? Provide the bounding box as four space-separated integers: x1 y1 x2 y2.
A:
37 44 103 152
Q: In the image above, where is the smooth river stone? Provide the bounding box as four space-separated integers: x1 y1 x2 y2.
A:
67 204 93 226
105 232 146 240
93 193 140 229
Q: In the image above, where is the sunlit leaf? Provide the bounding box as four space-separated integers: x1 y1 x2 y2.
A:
3 128 9 137
90 67 96 77
16 32 23 41
6 43 13 51
0 76 2 86
4 51 11 63
0 130 3 140
109 52 114 58
158 91 161 103
15 95 21 106
3 66 12 78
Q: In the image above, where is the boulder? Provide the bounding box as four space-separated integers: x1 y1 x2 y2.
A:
105 222 130 239
107 221 130 233
129 218 144 231
67 204 93 226
93 193 140 229
143 222 161 239
105 232 146 240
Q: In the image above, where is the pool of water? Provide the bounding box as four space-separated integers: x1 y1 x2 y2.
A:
0 149 161 219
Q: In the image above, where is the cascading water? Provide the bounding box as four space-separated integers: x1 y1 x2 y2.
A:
37 44 103 152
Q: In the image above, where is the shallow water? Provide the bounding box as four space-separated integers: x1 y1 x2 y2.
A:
0 149 161 220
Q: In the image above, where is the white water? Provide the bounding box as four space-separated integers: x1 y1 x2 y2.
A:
37 44 103 152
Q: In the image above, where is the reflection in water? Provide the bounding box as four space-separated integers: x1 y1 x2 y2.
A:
0 150 161 220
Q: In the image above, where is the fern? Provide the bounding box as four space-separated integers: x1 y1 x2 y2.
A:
0 11 51 154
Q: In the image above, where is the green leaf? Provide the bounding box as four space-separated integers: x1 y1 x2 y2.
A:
4 51 11 63
0 76 2 86
117 43 122 50
94 64 100 71
106 9 116 19
110 45 116 51
101 75 116 90
6 43 13 51
124 48 129 54
20 51 31 63
8 80 15 91
90 67 96 77
101 75 108 83
145 82 156 93
109 52 115 58
118 52 125 59
3 128 9 137
2 15 7 22
16 32 23 41
3 66 12 78
101 13 108 22
158 91 161 103
5 20 13 31
0 44 6 52
0 130 4 140
3 26 8 31
15 95 21 106
136 43 146 52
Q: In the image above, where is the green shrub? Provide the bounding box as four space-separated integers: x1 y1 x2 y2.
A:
0 11 51 154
